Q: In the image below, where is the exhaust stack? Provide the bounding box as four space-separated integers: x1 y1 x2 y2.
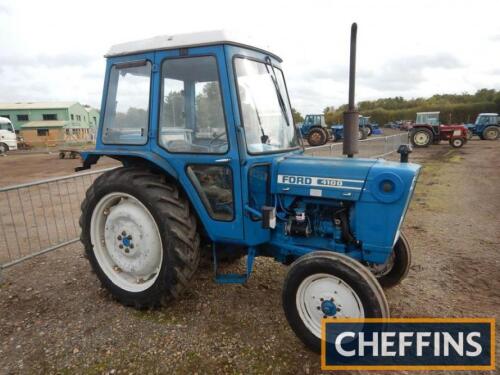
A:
343 23 360 158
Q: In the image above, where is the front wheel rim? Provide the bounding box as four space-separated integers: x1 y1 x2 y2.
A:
296 273 365 339
453 139 462 147
90 192 163 292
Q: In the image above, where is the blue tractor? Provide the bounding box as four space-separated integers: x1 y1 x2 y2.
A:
464 113 499 140
330 115 370 142
78 28 420 352
359 115 381 136
299 114 332 146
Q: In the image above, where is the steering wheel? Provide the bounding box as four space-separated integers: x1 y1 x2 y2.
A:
208 131 228 151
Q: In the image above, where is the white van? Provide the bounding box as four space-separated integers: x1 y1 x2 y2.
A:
0 116 18 153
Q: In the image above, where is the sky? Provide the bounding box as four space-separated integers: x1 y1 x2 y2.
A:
0 0 499 114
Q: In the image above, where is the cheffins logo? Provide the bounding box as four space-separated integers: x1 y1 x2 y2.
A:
322 318 495 371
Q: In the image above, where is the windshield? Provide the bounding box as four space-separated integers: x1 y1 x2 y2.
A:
234 57 299 154
0 121 14 132
475 115 495 125
416 113 439 125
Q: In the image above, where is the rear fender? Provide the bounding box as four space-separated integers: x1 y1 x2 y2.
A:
78 150 177 180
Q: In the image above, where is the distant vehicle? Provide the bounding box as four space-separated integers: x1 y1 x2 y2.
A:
330 122 367 142
410 111 468 148
299 114 332 146
0 117 18 154
400 120 413 131
464 113 499 140
359 116 381 136
385 120 410 130
299 114 369 146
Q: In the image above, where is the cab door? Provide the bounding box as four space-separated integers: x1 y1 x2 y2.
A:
150 46 244 242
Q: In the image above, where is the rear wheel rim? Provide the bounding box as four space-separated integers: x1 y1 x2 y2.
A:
486 129 498 139
296 273 364 339
310 132 321 143
90 192 163 292
414 131 430 145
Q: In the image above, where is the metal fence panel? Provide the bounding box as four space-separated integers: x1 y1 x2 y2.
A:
304 132 409 158
0 167 116 276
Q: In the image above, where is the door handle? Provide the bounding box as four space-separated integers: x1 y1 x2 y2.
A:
215 158 231 163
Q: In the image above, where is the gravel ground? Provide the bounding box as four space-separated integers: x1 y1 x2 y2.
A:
0 139 499 374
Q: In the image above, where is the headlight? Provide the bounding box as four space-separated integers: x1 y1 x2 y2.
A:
370 172 404 203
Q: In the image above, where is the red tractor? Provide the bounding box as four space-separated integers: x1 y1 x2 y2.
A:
410 111 467 148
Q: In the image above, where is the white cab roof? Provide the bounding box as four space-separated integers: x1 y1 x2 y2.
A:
0 116 12 124
106 30 282 61
479 113 498 116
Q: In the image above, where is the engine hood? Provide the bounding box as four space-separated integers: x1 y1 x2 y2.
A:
272 155 378 201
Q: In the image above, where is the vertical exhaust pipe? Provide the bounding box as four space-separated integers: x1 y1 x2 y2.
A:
343 23 360 158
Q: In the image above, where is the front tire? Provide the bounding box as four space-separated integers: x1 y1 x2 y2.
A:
410 128 433 147
80 167 200 308
282 251 389 353
0 143 9 154
450 137 465 148
368 232 411 288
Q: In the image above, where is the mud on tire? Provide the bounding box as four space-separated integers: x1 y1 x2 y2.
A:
80 167 200 308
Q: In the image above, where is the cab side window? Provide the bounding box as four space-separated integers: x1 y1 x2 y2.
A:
102 61 151 145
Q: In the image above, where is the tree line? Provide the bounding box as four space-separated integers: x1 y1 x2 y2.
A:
292 89 500 125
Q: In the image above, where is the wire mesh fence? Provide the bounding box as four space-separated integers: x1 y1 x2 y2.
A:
304 132 409 158
0 167 116 277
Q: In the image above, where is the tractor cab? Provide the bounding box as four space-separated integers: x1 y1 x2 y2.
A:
303 114 327 127
415 111 440 127
474 113 498 126
81 30 301 243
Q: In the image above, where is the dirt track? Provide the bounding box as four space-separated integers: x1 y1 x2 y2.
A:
0 153 119 187
0 139 499 374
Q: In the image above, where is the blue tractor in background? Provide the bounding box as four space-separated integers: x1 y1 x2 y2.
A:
77 28 420 353
464 113 499 140
299 114 332 146
359 115 381 136
331 114 382 141
300 114 378 146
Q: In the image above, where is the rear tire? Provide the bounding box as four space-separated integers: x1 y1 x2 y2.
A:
482 126 499 140
282 251 389 353
307 128 327 146
410 128 433 147
80 167 200 308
